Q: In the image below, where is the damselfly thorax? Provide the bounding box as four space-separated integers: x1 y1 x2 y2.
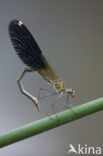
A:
53 79 75 97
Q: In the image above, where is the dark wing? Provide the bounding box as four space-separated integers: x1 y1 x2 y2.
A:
8 19 47 70
9 19 59 81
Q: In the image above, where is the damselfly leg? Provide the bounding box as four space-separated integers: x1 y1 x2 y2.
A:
38 88 57 100
64 94 78 116
50 94 62 115
38 88 62 119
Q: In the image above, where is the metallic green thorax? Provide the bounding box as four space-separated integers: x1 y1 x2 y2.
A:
54 80 65 91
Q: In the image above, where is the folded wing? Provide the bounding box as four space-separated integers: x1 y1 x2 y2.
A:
9 20 59 81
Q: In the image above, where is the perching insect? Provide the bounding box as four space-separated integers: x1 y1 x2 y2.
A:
9 19 75 113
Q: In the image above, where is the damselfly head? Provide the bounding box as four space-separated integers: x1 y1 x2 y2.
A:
66 88 75 97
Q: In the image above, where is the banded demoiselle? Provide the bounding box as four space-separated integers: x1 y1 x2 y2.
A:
9 20 75 113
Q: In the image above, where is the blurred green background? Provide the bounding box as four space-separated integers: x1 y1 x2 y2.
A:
0 0 103 155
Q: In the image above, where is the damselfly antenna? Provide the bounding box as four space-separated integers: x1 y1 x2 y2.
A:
9 19 75 113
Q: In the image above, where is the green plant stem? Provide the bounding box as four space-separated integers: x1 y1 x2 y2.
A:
0 97 103 148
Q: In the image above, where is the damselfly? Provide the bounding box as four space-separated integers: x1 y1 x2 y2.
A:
9 20 75 113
